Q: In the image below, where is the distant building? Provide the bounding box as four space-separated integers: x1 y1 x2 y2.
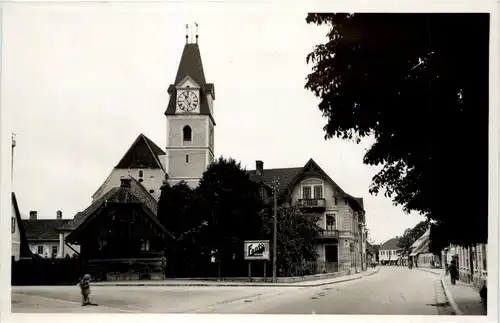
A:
11 192 32 261
248 158 368 273
22 210 79 258
379 237 401 265
409 228 436 268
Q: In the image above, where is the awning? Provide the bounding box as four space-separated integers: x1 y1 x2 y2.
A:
409 252 418 256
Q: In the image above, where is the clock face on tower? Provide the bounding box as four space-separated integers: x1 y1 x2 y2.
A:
177 91 199 112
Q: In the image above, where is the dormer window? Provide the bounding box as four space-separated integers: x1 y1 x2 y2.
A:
183 125 192 142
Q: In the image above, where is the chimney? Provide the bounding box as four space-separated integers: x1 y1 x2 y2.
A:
256 160 263 176
121 177 132 188
56 210 62 220
29 210 38 220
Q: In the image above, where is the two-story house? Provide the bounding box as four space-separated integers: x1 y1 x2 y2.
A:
22 210 79 258
378 237 401 265
248 159 367 274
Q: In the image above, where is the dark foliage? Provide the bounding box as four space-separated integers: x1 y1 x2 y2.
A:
260 205 322 276
397 220 429 256
305 13 489 246
196 157 263 275
12 255 82 285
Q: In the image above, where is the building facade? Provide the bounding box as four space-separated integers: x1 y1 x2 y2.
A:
22 210 79 258
379 238 401 265
443 243 487 291
249 159 367 274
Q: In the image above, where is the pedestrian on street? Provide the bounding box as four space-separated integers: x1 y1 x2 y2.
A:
79 274 97 306
449 261 458 285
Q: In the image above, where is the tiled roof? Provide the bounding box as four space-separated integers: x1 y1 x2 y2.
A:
380 238 400 250
12 192 33 257
115 133 165 170
247 158 365 212
248 167 303 196
63 177 173 241
23 219 71 240
164 43 215 125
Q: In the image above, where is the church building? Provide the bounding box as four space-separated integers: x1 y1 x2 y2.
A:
60 33 215 280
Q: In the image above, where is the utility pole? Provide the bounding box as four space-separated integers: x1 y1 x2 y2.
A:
271 176 280 283
11 133 16 184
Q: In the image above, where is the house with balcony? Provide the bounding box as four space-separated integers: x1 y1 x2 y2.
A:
248 158 367 274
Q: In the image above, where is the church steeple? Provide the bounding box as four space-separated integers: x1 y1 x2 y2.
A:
165 30 215 125
164 28 216 189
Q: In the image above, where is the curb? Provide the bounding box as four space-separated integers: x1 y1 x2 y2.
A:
416 268 442 276
440 276 464 316
92 269 380 288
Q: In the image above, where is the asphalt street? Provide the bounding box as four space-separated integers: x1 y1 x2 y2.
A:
11 266 454 314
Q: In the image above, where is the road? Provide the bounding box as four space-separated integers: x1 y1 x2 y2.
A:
11 266 454 314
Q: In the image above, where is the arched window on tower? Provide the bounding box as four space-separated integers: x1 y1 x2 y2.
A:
183 125 192 142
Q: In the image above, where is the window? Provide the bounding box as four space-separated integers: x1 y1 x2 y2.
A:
138 170 143 178
326 214 336 231
11 217 15 234
314 185 323 199
259 188 266 200
325 245 338 262
183 125 192 141
302 184 323 199
52 246 58 256
37 246 44 254
141 240 150 251
185 154 189 163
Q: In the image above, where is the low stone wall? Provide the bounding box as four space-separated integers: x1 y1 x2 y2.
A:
167 270 352 283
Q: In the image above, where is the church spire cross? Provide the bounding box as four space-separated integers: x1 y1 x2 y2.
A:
185 22 199 44
195 22 199 44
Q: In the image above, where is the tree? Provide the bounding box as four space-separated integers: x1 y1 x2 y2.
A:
196 156 263 274
397 220 430 256
158 176 197 237
305 13 489 246
260 205 322 276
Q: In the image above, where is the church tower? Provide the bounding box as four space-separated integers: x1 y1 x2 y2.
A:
164 27 215 188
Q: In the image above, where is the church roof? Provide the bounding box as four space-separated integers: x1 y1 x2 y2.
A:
174 43 207 86
115 133 165 170
164 43 215 125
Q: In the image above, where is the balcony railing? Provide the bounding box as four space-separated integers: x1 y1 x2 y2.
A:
297 198 326 209
317 230 339 239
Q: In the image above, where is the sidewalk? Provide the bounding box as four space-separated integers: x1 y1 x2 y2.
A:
417 267 486 315
92 267 380 288
440 275 486 316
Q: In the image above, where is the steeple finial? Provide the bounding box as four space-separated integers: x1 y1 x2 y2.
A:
195 22 199 44
185 24 189 44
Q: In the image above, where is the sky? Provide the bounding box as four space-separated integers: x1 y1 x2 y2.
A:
2 4 427 244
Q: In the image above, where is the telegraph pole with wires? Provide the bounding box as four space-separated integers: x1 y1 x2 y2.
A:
271 176 280 283
11 133 16 184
